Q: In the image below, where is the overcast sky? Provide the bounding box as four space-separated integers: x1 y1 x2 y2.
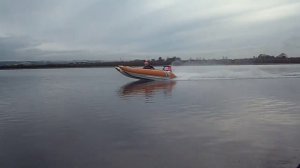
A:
0 0 299 61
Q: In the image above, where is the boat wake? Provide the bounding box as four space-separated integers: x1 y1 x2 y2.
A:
172 65 300 81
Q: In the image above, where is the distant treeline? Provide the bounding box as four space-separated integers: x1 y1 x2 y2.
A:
180 53 300 65
1 53 300 70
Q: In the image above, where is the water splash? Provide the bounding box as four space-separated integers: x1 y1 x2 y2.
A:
172 65 300 81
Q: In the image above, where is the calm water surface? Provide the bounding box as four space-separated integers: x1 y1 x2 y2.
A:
0 65 300 168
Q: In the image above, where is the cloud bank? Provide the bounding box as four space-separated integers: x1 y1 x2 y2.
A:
0 0 300 60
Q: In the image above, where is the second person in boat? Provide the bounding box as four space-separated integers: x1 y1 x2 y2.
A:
143 60 155 70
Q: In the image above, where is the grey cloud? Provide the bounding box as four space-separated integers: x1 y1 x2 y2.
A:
0 36 92 61
0 36 38 60
0 0 300 61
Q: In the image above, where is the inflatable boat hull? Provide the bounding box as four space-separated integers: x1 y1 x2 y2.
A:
115 66 176 80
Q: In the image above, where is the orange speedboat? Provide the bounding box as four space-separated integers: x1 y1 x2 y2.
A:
115 66 176 80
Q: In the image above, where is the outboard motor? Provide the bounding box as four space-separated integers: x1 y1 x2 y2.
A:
163 65 172 72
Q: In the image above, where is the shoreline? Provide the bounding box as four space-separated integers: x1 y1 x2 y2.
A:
1 62 300 70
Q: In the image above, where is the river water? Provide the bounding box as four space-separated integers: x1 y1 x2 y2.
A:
0 65 300 168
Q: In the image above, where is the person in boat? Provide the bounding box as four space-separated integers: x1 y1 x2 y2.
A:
143 60 155 69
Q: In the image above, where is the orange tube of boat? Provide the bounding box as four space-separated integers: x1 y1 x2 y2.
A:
119 66 176 79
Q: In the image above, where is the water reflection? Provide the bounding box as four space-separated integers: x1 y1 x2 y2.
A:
119 80 176 98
